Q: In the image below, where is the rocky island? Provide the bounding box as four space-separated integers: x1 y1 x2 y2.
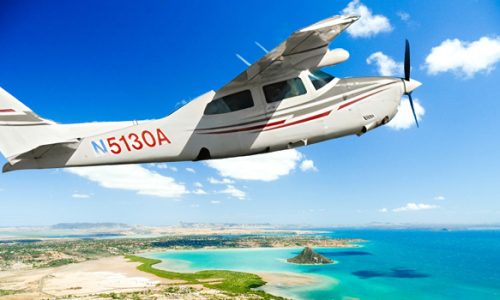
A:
287 247 333 264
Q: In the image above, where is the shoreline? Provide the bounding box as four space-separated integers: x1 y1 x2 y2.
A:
140 243 363 256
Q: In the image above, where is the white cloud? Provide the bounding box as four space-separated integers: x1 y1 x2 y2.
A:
219 185 246 200
392 203 439 212
72 193 91 199
208 177 235 185
397 11 410 22
386 98 425 130
366 52 403 76
378 208 388 213
425 36 500 78
194 182 203 188
193 188 208 195
185 167 196 173
205 149 304 181
211 200 221 205
190 203 200 208
150 163 178 172
300 159 318 172
66 165 187 199
434 195 446 201
342 0 392 38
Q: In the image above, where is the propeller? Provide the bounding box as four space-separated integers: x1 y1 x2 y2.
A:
403 39 420 128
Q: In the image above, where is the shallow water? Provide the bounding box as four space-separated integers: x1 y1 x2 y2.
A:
147 229 500 300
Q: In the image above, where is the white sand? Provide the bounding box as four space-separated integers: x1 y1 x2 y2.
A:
0 256 182 299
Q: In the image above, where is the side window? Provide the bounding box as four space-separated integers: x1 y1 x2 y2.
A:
309 70 335 90
263 78 307 103
204 90 254 115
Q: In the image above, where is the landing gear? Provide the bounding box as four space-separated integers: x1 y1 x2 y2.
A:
194 147 211 161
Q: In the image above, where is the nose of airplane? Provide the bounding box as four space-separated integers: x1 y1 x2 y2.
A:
403 78 422 94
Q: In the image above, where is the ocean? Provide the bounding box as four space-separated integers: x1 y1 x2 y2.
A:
147 229 500 300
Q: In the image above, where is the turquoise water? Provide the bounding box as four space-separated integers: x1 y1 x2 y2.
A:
147 229 500 300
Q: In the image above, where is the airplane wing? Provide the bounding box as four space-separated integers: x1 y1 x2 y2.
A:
217 15 359 94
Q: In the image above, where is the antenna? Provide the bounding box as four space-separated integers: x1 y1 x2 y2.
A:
235 54 251 66
255 41 269 53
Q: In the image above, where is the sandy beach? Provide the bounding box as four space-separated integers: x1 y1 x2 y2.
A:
0 255 316 299
0 256 174 299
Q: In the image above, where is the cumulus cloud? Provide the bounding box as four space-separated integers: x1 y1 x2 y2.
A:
342 0 392 38
425 36 500 77
208 177 235 185
434 195 446 201
219 185 246 200
392 203 439 212
211 200 221 205
185 167 196 173
366 52 403 76
300 159 318 172
205 149 304 181
194 182 203 188
150 163 178 172
66 165 187 199
192 188 208 195
378 208 388 213
386 98 425 130
72 193 91 199
397 11 410 22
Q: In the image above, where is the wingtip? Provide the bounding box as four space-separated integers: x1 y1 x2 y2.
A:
2 162 13 173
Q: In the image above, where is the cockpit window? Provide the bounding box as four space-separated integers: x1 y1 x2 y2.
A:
309 70 335 90
204 90 254 115
263 78 307 103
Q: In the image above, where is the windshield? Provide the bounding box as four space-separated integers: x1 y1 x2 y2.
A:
309 69 335 90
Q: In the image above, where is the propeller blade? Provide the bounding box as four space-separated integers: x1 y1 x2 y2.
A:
408 93 419 128
404 39 411 81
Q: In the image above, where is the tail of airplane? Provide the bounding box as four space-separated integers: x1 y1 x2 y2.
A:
0 87 58 162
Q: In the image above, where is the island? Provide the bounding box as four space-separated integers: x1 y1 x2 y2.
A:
287 247 333 264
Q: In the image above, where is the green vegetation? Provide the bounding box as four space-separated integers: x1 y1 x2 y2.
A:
0 289 19 296
287 247 333 264
42 258 77 268
126 255 285 299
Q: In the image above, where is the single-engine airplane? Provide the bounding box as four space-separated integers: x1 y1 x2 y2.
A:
0 14 421 172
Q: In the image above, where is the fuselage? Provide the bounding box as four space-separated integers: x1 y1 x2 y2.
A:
2 71 406 171
71 72 404 165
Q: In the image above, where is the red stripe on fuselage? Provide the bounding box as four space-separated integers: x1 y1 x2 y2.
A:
0 109 15 113
337 89 387 110
264 110 331 131
198 119 286 134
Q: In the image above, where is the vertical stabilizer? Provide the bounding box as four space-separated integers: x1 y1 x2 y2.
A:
0 88 56 160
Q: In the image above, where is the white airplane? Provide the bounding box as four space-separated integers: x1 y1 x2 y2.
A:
0 15 421 173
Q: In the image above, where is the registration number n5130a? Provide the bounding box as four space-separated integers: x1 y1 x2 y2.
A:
91 128 171 155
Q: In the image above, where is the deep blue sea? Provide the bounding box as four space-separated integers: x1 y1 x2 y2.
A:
147 229 500 300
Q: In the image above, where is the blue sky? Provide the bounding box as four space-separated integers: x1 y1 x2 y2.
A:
0 0 499 226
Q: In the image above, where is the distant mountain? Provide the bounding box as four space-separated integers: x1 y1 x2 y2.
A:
51 223 130 229
287 247 333 264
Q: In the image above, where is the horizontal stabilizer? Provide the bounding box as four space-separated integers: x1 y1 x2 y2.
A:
3 140 80 172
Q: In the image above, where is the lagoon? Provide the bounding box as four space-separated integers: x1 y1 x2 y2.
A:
147 229 500 300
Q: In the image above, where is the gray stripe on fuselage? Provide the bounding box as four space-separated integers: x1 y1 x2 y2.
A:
274 79 400 119
0 111 45 123
196 78 400 132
